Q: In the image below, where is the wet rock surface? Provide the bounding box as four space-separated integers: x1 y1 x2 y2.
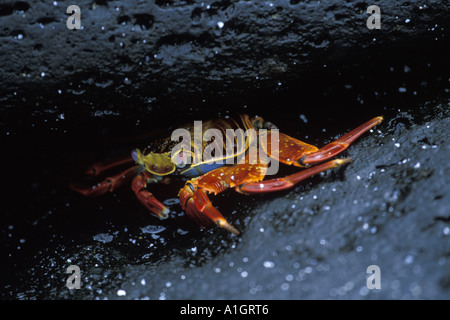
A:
2 87 449 300
1 0 449 121
0 0 449 301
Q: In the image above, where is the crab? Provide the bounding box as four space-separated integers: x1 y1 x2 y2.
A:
70 114 383 235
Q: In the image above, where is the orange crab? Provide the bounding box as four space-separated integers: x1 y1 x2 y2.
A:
70 114 383 235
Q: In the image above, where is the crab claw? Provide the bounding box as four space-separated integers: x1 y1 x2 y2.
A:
179 181 240 235
132 172 170 219
139 193 170 220
193 188 240 235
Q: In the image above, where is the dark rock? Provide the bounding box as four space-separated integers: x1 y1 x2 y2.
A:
2 102 449 300
0 0 448 121
0 0 449 302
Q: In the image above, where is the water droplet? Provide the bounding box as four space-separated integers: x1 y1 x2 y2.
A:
404 254 414 265
359 286 369 296
93 233 114 243
163 198 179 206
281 283 290 291
299 114 308 123
140 225 166 234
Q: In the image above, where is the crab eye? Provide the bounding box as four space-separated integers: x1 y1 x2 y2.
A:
131 149 139 162
175 152 188 168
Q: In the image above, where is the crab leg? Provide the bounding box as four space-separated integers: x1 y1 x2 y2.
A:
194 188 240 235
179 164 267 235
70 165 141 197
300 116 383 166
85 155 135 176
238 158 352 194
263 116 383 167
178 172 243 235
132 171 170 219
179 181 240 235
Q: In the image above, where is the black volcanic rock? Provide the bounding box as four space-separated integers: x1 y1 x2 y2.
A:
0 0 448 118
0 0 449 301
